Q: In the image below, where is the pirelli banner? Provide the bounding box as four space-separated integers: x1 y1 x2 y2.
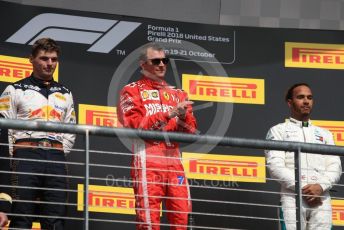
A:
332 200 344 226
0 1 344 230
182 152 266 183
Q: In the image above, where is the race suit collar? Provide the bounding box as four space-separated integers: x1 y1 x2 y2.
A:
141 75 175 89
289 117 312 127
30 74 56 88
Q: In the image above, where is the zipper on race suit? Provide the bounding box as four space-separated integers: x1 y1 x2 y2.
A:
158 88 172 147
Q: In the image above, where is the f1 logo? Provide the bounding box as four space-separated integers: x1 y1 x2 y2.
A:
6 13 141 53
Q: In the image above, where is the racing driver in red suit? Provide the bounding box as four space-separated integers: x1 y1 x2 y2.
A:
118 42 197 230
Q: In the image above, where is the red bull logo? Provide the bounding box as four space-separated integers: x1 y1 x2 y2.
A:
29 106 62 121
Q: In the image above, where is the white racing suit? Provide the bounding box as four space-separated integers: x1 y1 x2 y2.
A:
0 75 76 229
0 75 76 154
265 118 342 230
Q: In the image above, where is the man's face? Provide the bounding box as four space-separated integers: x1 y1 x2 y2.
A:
30 50 58 80
287 85 313 121
140 48 167 79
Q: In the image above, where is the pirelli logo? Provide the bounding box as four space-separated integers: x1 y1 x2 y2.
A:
312 120 344 146
4 222 40 230
182 74 264 104
182 152 266 183
285 42 344 69
79 104 119 127
0 54 59 83
332 199 344 226
77 184 136 215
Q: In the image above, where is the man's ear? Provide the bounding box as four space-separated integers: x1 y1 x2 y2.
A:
139 60 145 69
29 55 33 63
287 99 292 108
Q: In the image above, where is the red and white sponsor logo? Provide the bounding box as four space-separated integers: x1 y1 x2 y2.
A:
144 103 172 116
120 93 134 113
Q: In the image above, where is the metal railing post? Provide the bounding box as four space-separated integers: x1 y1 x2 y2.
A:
84 129 90 230
294 147 302 230
188 214 194 230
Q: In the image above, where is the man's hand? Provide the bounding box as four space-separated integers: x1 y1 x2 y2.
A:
168 101 193 119
302 184 324 207
0 212 8 228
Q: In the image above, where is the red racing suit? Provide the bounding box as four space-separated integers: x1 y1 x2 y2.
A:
118 76 197 230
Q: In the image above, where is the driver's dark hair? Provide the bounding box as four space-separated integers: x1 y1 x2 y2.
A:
285 83 311 102
31 38 60 57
